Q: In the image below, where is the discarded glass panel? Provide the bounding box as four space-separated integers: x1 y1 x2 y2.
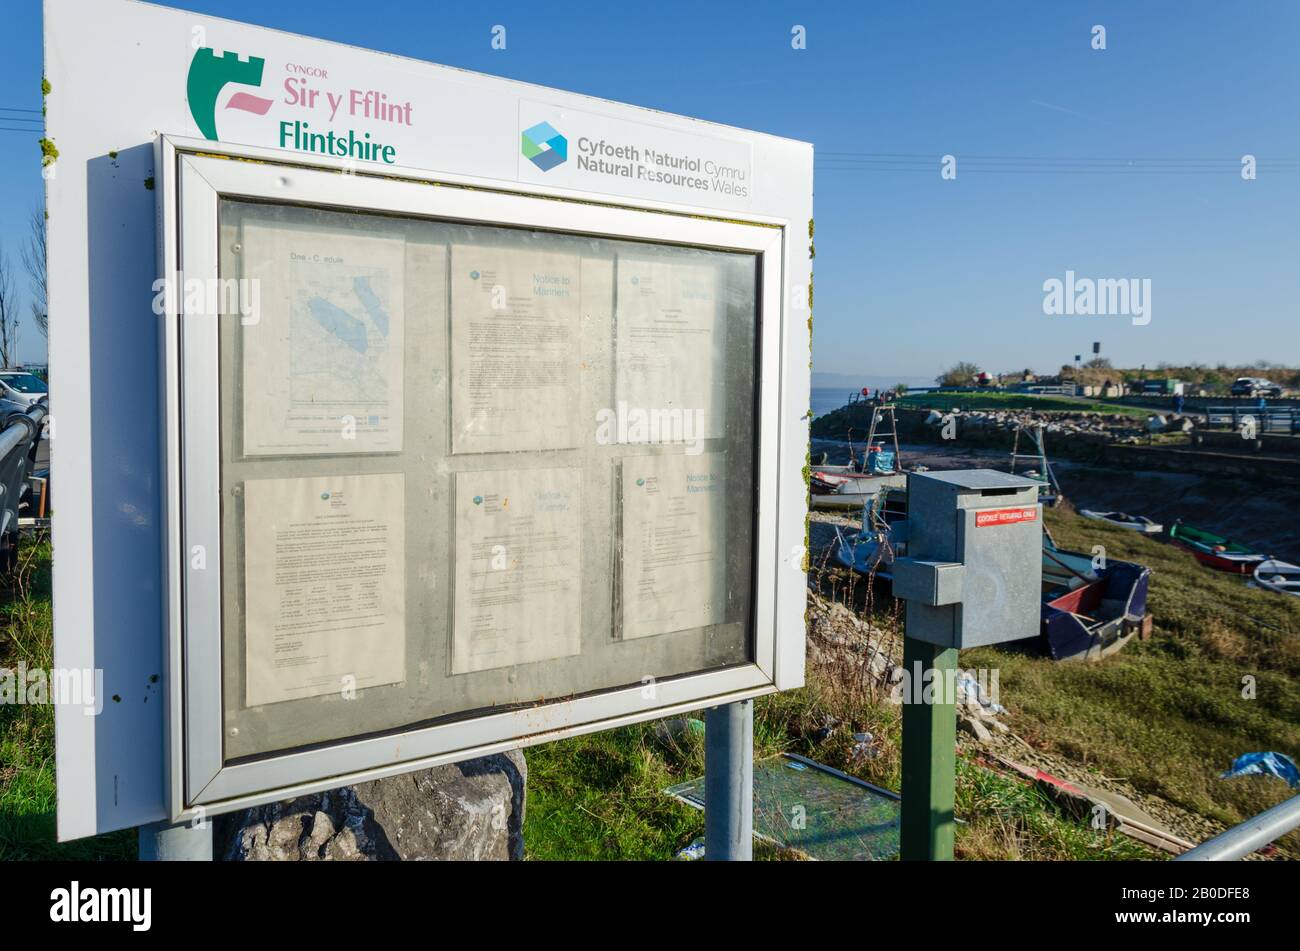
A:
665 754 901 861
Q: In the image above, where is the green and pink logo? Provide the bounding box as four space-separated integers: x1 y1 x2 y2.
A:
521 121 567 172
187 48 274 141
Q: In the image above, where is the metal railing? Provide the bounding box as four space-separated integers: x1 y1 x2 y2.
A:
1174 794 1300 861
1 403 47 566
1202 406 1300 434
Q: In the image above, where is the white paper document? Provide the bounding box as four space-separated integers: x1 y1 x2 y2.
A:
244 473 406 706
620 453 727 639
452 468 582 673
615 256 726 445
240 218 405 455
450 245 581 453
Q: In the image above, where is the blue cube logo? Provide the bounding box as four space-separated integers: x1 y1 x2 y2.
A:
521 121 568 172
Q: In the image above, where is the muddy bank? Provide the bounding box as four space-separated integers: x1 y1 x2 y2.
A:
812 438 1300 564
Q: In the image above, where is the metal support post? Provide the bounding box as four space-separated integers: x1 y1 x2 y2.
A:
138 819 213 861
900 638 957 861
704 699 753 860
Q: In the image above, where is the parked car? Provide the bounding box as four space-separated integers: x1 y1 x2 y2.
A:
1 395 27 430
0 370 49 409
1230 376 1282 398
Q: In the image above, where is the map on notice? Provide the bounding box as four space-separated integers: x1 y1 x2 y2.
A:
241 216 406 456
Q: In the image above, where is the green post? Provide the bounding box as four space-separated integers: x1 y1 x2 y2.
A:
900 636 958 861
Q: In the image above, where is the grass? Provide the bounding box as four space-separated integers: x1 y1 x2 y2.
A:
0 533 134 860
525 667 1155 861
6 510 1293 861
963 507 1300 852
893 391 1151 417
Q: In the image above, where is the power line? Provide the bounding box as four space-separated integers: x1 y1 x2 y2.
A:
816 160 1300 168
815 166 1300 174
815 161 1284 168
814 152 1298 174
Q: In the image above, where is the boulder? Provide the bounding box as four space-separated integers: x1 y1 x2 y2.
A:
959 715 993 744
214 749 527 861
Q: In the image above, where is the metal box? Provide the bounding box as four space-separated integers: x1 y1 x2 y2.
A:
895 470 1042 648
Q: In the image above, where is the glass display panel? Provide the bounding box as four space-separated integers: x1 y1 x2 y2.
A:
215 197 762 761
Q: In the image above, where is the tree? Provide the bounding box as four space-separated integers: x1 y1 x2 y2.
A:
21 207 46 339
0 245 21 368
936 361 980 388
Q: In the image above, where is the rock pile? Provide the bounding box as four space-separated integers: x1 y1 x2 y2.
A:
923 407 1196 444
215 750 527 861
805 588 1011 744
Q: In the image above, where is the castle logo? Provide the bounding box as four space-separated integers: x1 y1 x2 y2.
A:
187 48 274 141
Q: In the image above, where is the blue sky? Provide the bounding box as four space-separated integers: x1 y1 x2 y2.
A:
2 0 1297 376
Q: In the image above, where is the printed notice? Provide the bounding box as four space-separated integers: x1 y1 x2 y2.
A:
240 218 405 455
615 256 726 445
450 245 581 453
620 453 726 639
452 468 582 672
244 473 406 706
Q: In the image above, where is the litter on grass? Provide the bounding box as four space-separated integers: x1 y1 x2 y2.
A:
1221 752 1300 789
665 753 901 860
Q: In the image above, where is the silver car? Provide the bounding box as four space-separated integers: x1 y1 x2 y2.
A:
0 371 49 410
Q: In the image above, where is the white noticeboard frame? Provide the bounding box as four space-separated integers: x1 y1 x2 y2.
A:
47 0 812 840
160 137 792 821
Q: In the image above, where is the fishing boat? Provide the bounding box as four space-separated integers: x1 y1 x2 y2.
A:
811 404 903 493
810 476 907 512
1253 559 1300 597
1168 521 1268 574
1078 510 1164 534
1040 536 1153 661
829 487 909 572
831 521 906 579
812 445 898 490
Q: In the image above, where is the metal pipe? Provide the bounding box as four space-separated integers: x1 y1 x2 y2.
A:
0 404 46 448
704 699 753 860
0 421 27 460
1175 794 1300 861
138 819 214 861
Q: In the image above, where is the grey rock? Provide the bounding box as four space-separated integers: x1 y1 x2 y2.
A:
215 749 527 861
959 716 993 744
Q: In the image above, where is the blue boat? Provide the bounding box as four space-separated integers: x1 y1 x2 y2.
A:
1040 536 1152 661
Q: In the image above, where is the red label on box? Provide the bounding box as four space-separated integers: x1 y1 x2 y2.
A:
975 506 1038 528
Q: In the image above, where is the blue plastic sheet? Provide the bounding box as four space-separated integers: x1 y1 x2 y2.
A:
1220 752 1300 788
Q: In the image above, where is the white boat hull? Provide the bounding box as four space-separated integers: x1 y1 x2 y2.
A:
1079 510 1163 534
1253 559 1300 597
